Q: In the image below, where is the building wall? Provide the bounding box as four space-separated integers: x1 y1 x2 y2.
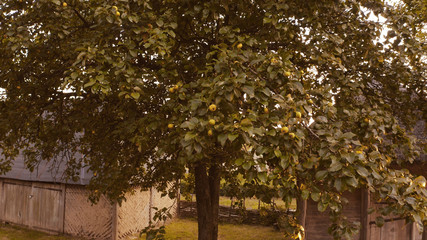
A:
304 189 422 240
0 179 64 233
305 190 362 240
0 178 178 240
368 201 422 240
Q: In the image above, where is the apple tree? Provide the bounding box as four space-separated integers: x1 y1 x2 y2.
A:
0 0 426 239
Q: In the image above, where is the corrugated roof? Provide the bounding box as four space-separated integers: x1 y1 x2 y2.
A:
0 151 92 185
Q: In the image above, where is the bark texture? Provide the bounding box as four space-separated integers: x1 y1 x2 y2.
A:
194 162 220 240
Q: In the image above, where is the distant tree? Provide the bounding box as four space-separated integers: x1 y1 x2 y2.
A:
0 1 426 239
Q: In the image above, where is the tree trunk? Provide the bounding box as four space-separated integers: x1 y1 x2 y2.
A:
194 162 221 240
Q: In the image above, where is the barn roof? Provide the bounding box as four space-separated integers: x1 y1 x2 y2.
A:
0 151 92 185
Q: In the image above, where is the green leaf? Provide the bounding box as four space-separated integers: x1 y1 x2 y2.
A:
71 72 79 80
375 217 385 227
316 116 328 123
184 132 196 141
341 132 356 139
131 92 140 100
311 192 320 202
228 134 239 142
242 162 252 170
257 172 267 183
318 202 327 212
274 149 282 158
156 19 164 27
328 160 343 172
84 79 96 88
218 133 228 146
280 156 289 169
301 189 310 200
240 118 252 127
355 166 369 178
290 81 304 93
315 170 328 180
242 85 255 98
235 158 244 166
334 178 343 191
346 177 358 188
368 151 381 160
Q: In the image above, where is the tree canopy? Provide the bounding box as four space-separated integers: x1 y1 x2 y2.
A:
0 0 426 239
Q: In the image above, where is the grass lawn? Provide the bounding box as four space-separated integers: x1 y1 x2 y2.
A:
0 223 80 240
0 218 285 240
140 218 285 240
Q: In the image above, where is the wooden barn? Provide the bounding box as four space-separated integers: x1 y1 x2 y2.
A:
300 187 425 240
300 120 427 240
0 153 177 240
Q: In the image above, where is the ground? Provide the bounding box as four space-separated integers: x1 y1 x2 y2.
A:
0 219 285 240
139 219 285 240
0 223 79 240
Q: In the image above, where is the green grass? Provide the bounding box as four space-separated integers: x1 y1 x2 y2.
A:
1 219 286 240
141 218 285 240
0 223 79 240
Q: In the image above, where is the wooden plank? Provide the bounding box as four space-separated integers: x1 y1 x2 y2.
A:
296 198 307 232
423 228 427 240
2 181 32 226
60 184 66 233
28 182 63 232
360 189 370 240
0 179 3 220
112 201 118 240
411 223 423 240
369 223 381 240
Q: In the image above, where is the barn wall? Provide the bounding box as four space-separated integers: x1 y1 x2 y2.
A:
64 185 114 240
0 178 177 240
0 179 65 233
116 188 151 240
305 190 362 240
368 201 421 240
0 179 3 218
304 188 423 240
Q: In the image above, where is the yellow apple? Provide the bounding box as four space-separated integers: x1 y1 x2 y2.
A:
281 126 289 133
209 104 217 112
264 107 269 114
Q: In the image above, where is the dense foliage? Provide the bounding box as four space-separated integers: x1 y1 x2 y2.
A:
1 0 426 239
